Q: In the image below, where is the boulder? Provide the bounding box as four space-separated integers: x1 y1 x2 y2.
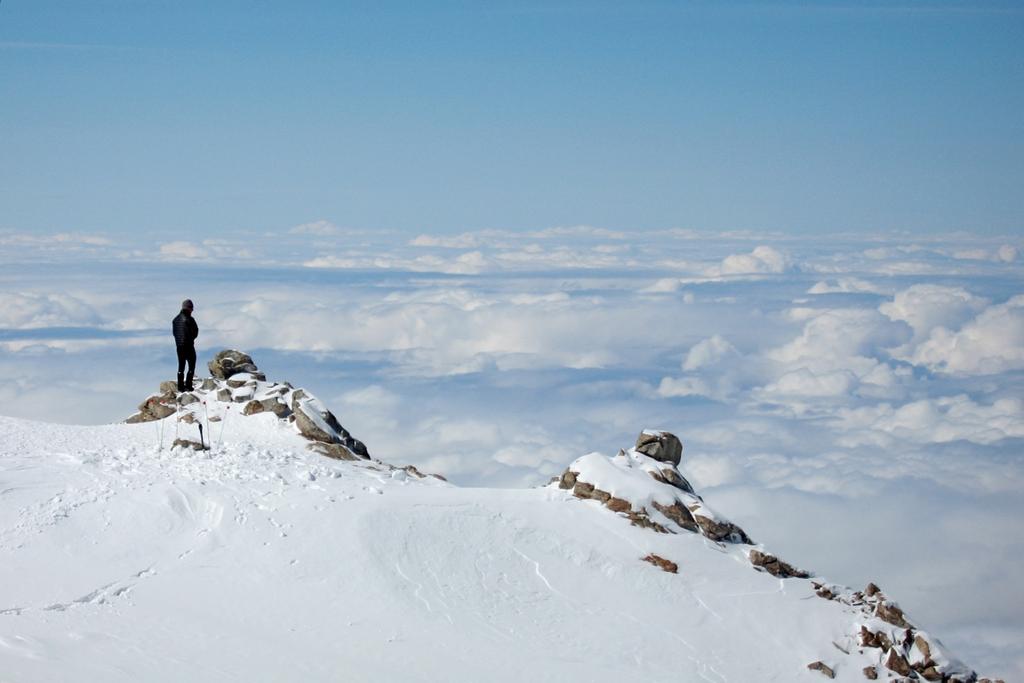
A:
635 430 683 466
243 400 265 416
159 380 179 394
126 391 177 423
862 666 878 680
294 402 338 444
876 601 911 628
606 496 631 513
885 649 912 677
208 350 262 380
260 397 292 418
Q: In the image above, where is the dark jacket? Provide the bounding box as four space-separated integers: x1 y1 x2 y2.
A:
172 310 199 347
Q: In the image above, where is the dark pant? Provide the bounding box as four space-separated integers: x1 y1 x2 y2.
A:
176 344 196 390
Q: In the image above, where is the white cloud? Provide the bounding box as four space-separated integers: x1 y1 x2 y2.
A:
834 395 1024 447
159 241 204 260
683 335 739 371
950 244 1019 263
304 250 490 275
807 278 886 295
657 376 715 398
704 246 792 277
880 284 988 346
409 232 487 248
157 239 254 262
0 231 112 248
909 295 1024 375
0 292 101 329
760 368 856 398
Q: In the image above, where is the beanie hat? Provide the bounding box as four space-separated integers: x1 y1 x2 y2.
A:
181 299 194 311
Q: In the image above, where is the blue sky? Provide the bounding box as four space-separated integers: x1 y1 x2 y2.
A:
3 0 1022 236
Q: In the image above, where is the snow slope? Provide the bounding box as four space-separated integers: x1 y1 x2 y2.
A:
0 395 986 681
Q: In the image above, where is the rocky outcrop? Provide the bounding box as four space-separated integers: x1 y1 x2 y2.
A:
553 431 753 546
826 583 980 682
208 349 265 381
125 350 370 464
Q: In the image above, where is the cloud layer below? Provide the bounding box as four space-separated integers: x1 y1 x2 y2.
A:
1 226 1022 677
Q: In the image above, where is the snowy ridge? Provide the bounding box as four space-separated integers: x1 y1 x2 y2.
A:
0 359 1000 682
551 431 988 683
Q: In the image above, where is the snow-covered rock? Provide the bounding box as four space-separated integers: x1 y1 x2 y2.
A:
552 431 752 544
124 350 369 462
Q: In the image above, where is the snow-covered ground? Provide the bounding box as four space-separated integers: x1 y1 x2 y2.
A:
0 397 986 682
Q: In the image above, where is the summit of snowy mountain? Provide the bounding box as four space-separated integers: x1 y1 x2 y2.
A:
0 354 1000 682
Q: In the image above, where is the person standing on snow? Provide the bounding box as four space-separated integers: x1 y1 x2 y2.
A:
172 299 199 392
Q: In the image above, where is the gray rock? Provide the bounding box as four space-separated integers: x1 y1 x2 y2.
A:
308 442 361 461
294 401 338 444
635 431 683 466
208 349 261 380
292 397 368 458
242 400 265 416
694 514 753 544
648 467 695 494
177 393 199 406
126 391 177 423
749 549 810 579
260 397 292 418
652 500 699 533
